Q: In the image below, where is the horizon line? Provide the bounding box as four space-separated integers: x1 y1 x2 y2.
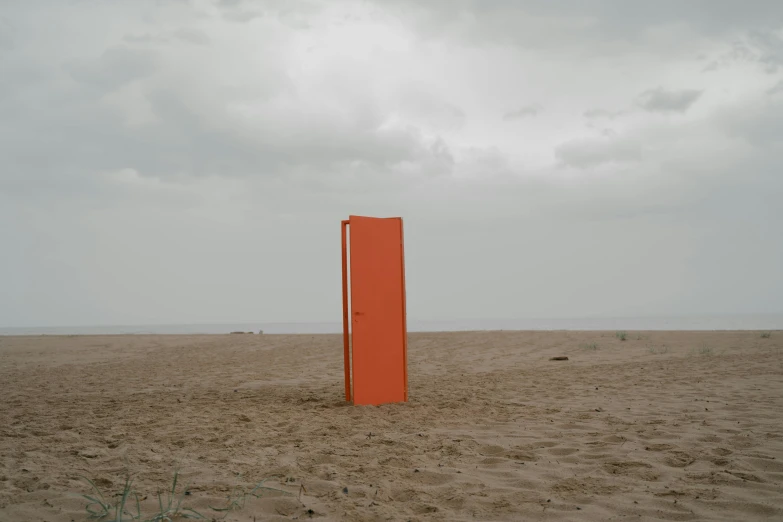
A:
3 313 783 332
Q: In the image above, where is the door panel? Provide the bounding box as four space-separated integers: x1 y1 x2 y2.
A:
348 215 408 405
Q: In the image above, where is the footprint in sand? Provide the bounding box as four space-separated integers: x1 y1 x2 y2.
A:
480 457 508 466
603 461 660 481
478 444 507 455
528 440 559 449
645 443 675 452
744 457 783 473
547 447 579 456
662 450 696 468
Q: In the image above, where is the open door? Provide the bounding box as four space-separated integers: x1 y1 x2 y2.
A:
342 216 408 406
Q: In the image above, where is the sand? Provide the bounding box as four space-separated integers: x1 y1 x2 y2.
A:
1 330 782 521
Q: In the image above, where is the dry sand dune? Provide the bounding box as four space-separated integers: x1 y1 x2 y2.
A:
1 331 782 521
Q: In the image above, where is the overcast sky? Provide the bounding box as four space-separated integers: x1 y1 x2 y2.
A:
1 0 782 327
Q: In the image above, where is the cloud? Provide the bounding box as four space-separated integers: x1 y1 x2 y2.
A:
394 89 467 130
555 136 642 169
747 29 783 73
216 0 322 26
374 0 783 52
173 28 212 45
584 109 625 120
65 46 159 92
0 16 14 51
721 98 783 146
221 10 263 24
769 80 783 95
503 105 540 120
1 79 454 196
699 29 783 75
637 87 703 113
0 5 453 190
123 33 169 45
1 0 782 327
123 28 211 46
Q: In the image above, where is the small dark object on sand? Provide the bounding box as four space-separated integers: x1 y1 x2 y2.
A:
550 356 569 361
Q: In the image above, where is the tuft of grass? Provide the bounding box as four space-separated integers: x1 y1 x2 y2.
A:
760 331 771 339
581 342 599 351
77 476 113 519
615 331 627 341
210 477 293 514
695 344 713 356
77 471 205 522
647 345 669 355
147 470 205 521
77 475 141 521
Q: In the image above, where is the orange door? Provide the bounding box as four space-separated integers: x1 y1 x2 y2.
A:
344 216 408 406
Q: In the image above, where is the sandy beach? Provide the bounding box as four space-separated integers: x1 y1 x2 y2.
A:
0 330 781 521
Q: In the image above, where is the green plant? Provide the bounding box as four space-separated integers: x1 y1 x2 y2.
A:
77 471 204 522
210 481 248 514
78 475 141 521
647 345 669 355
210 478 292 515
615 331 627 341
581 342 599 351
760 331 771 339
76 470 294 522
696 344 713 356
147 470 205 521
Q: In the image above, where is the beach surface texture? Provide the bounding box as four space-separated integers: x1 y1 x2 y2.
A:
1 331 781 521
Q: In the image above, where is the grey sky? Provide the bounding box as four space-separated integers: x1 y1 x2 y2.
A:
1 0 782 327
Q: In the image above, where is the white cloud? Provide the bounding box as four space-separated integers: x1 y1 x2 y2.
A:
637 87 703 113
503 105 541 120
172 28 212 45
555 136 642 169
1 0 782 326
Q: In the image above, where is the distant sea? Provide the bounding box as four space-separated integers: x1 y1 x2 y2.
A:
1 315 782 336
